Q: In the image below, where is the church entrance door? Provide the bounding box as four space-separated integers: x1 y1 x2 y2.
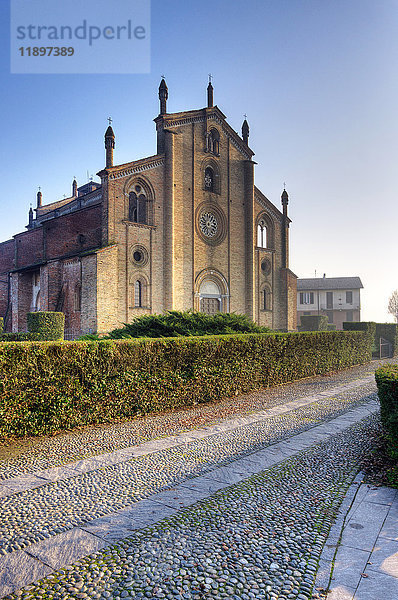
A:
200 297 221 314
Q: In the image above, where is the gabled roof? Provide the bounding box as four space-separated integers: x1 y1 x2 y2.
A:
297 277 363 290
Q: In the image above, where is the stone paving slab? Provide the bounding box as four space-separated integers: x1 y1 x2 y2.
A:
355 570 398 599
25 528 107 570
0 550 52 598
367 538 398 577
315 475 398 600
81 498 177 541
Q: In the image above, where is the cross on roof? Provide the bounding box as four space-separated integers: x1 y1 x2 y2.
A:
244 113 247 120
108 117 112 126
208 73 212 83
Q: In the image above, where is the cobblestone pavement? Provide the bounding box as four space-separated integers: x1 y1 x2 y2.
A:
0 360 395 599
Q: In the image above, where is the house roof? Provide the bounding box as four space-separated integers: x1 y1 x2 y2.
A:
297 277 363 290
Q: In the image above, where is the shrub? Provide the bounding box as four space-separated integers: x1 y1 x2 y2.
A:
327 324 337 331
299 315 328 331
0 330 371 438
27 312 65 341
106 310 270 339
0 332 41 342
375 364 398 458
0 317 3 334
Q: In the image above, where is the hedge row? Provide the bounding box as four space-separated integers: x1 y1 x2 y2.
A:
375 323 398 357
298 315 329 331
343 321 398 357
375 364 398 457
0 330 372 438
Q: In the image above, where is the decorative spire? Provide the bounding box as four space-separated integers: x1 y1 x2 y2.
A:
105 122 115 168
37 187 42 208
159 77 168 115
242 116 249 145
72 178 78 197
207 74 214 107
281 185 289 217
28 204 33 228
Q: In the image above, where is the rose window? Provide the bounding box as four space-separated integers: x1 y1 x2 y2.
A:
199 212 218 238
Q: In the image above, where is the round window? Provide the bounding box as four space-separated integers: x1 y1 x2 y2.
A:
199 212 218 238
133 250 143 263
130 245 148 267
196 203 226 246
261 259 271 275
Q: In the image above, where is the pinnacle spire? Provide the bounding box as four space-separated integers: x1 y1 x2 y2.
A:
242 117 249 145
159 77 168 114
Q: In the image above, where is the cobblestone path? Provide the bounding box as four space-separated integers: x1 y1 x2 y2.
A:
0 360 393 599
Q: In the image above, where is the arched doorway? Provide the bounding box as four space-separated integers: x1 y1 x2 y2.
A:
195 269 229 314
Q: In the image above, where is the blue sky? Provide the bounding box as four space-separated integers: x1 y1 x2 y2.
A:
1 0 397 321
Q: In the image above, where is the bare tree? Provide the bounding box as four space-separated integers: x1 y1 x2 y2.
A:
388 290 398 322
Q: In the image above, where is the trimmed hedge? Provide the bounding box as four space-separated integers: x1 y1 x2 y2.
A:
0 332 41 342
299 315 328 331
0 330 372 438
344 321 398 357
375 364 398 457
375 323 398 357
27 312 65 341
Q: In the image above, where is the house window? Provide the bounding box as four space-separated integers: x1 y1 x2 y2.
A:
134 280 142 307
257 220 267 248
299 292 314 305
346 310 353 322
326 292 333 309
346 291 353 304
204 167 214 192
129 185 147 223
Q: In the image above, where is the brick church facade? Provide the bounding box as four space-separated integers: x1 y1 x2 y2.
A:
0 80 297 336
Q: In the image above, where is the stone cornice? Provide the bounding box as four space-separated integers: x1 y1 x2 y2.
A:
107 158 165 181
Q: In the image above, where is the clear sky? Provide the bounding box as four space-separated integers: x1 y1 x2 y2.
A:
1 0 397 322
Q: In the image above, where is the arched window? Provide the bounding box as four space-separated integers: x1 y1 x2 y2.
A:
204 167 214 192
257 220 267 248
262 289 268 310
74 284 81 312
260 286 272 311
208 128 220 155
134 280 142 307
129 184 147 224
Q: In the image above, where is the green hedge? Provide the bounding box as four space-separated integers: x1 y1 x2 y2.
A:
344 322 398 357
375 323 398 357
0 332 41 342
100 310 270 339
375 364 398 457
0 330 372 438
27 312 65 341
299 315 329 331
343 322 377 353
0 317 3 334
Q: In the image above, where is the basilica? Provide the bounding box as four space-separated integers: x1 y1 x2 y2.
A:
0 79 297 336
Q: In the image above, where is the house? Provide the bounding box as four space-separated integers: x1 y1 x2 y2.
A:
0 79 297 336
297 276 363 330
